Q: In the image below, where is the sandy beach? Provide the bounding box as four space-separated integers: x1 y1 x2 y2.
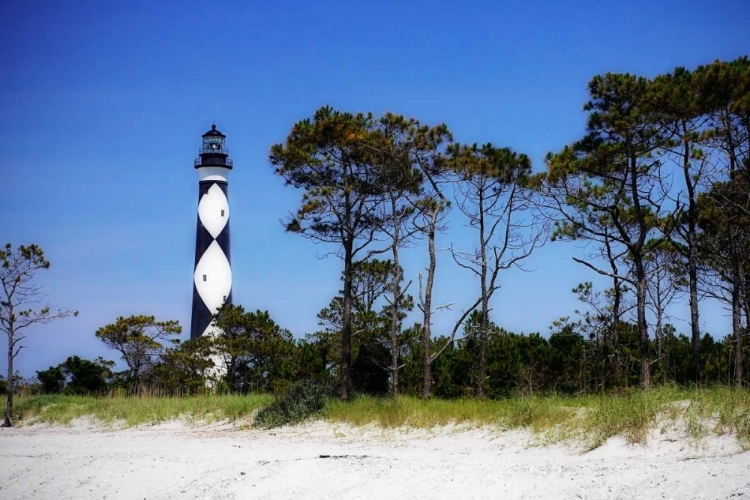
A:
1 420 748 500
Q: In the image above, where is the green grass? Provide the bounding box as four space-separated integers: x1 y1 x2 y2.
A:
325 386 750 448
326 394 575 431
14 393 272 426
12 386 750 449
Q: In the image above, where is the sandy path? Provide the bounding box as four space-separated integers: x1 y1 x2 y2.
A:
1 420 748 499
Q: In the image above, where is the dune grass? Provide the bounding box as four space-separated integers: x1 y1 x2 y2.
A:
325 386 750 448
12 386 750 449
14 393 272 426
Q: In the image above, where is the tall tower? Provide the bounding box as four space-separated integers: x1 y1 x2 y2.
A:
191 124 233 340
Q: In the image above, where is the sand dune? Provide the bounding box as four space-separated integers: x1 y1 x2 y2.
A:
1 419 748 499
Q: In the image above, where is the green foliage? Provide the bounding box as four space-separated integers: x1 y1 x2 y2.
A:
271 106 397 399
269 106 386 241
446 142 531 183
292 338 332 385
312 259 414 395
60 356 112 395
152 336 215 394
270 108 455 399
37 357 112 395
95 315 181 387
396 301 750 397
0 375 6 395
36 365 65 394
253 381 327 429
536 60 750 388
213 305 296 393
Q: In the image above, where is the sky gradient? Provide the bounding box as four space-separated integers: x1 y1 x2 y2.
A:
1 0 749 376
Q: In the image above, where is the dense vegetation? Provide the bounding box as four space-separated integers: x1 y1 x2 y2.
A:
12 387 750 449
4 57 750 426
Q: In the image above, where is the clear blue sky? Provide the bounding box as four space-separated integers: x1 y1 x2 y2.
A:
1 0 748 377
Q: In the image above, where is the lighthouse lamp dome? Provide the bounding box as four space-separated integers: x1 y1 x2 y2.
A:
195 123 233 170
201 124 227 154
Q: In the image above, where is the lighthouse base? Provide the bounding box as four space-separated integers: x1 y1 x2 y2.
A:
205 355 228 389
200 323 228 389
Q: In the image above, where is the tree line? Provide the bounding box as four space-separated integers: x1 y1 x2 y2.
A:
267 55 750 397
17 301 744 399
2 56 749 425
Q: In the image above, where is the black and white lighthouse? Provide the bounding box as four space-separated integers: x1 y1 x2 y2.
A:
191 124 233 340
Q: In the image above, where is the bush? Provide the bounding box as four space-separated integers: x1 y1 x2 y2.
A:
253 381 326 429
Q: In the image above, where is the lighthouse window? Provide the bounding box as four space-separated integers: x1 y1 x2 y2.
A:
202 274 207 281
221 210 225 217
223 295 226 302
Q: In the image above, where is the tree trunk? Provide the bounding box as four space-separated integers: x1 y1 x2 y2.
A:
681 136 702 383
478 282 488 398
635 259 650 390
656 305 665 384
390 206 401 398
611 278 622 389
627 144 650 390
666 326 675 384
688 248 701 383
341 241 354 401
4 332 13 427
229 354 238 393
477 190 487 399
733 269 743 386
422 209 438 399
723 104 743 387
581 342 588 392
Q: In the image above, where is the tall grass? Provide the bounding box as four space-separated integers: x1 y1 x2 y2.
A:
325 386 750 448
326 394 575 431
13 386 750 449
15 393 272 426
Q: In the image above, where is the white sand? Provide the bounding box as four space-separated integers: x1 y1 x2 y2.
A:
1 419 748 499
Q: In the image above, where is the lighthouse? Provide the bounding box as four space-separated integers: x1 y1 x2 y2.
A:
191 124 233 340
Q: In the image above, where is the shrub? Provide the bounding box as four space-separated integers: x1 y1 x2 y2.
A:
253 380 326 429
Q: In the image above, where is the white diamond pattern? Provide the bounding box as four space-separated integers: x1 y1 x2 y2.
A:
198 184 229 238
193 240 232 316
